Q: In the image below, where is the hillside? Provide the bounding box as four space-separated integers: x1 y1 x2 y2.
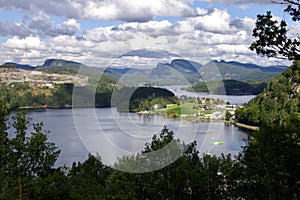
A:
41 59 86 70
105 59 285 86
183 79 267 95
1 58 285 86
200 60 285 81
112 87 178 112
235 61 300 126
2 62 35 70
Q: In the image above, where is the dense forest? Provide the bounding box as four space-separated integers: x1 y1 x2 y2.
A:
113 87 178 112
0 108 299 199
183 79 267 95
0 76 177 112
0 79 115 110
235 61 300 126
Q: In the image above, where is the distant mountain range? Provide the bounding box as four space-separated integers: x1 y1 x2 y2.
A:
3 62 36 70
105 59 286 85
1 58 287 85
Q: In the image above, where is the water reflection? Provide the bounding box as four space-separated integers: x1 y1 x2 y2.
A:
15 108 249 167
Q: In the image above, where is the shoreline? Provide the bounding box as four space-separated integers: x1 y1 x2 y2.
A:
234 122 259 131
15 106 259 132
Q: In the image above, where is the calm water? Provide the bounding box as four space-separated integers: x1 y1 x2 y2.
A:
159 85 256 105
14 107 250 167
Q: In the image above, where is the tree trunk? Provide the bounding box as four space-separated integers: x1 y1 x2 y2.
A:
18 177 22 200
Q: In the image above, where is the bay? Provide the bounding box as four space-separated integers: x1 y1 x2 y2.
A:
16 107 250 168
158 85 256 105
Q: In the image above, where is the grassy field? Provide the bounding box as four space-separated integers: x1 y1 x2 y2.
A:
165 103 198 117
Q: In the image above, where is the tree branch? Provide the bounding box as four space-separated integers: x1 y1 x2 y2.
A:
272 0 300 6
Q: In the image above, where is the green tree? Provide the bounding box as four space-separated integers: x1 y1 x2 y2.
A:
109 126 242 199
0 112 62 200
240 123 300 199
250 1 300 60
67 155 112 200
225 110 233 121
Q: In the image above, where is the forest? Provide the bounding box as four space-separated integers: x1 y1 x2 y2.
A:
0 108 299 199
183 79 267 95
113 87 178 112
235 62 300 126
0 76 178 112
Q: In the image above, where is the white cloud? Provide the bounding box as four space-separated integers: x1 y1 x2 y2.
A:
28 13 80 37
0 0 196 22
199 0 273 5
0 20 31 37
189 9 235 34
0 7 285 67
0 13 80 38
62 19 81 32
4 36 44 50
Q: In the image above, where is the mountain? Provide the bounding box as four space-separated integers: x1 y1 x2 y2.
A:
235 61 300 126
2 62 35 70
37 59 109 82
167 59 202 72
217 60 286 72
104 59 286 86
201 60 286 81
0 58 287 87
40 59 87 71
120 49 180 59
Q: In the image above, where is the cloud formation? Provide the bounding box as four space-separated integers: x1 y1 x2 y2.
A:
0 21 30 37
199 0 273 5
28 14 80 37
0 8 259 66
0 13 80 38
0 4 293 67
0 0 196 22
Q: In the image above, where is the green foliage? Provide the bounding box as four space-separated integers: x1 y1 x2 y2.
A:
250 1 300 60
236 61 300 126
0 73 117 110
240 123 300 199
111 126 243 199
234 59 300 199
0 111 62 199
184 79 267 95
0 107 299 199
68 155 112 200
36 67 78 75
114 87 178 112
225 110 233 121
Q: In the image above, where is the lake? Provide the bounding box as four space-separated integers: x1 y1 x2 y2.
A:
16 107 251 168
159 85 256 105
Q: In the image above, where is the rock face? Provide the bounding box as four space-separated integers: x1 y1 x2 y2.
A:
42 59 85 71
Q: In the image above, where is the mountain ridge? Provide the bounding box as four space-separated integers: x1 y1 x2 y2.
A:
1 58 287 85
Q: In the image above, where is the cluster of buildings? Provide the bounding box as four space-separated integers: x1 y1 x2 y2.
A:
0 68 88 88
180 96 238 121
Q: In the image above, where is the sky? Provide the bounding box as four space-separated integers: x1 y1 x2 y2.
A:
0 0 297 68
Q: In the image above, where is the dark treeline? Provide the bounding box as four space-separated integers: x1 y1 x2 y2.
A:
0 80 177 112
113 87 178 112
184 79 267 95
0 107 299 199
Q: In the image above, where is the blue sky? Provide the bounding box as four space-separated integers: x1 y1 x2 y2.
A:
0 0 296 67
